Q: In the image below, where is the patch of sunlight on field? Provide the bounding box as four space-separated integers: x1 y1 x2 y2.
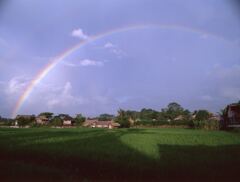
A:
120 133 160 159
119 129 240 159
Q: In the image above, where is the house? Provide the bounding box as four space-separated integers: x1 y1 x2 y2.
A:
94 121 120 129
110 122 121 129
83 119 98 127
83 119 120 129
63 116 73 126
222 103 240 128
174 115 184 121
36 115 49 125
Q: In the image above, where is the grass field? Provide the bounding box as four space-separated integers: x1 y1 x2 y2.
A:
1 128 240 181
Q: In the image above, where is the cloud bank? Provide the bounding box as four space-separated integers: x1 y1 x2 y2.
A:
71 28 88 40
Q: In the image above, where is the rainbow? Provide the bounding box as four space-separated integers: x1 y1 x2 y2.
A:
11 23 234 118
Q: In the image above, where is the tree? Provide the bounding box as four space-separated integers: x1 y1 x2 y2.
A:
161 102 184 121
115 109 130 128
182 109 191 120
75 114 86 125
195 110 210 121
167 102 183 112
50 116 62 126
0 116 14 126
17 116 35 126
140 108 158 120
98 113 114 121
39 112 54 120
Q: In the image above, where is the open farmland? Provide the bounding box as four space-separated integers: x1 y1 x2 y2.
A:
0 128 240 181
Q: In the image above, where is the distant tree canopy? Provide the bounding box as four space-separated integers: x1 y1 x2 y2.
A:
115 109 131 128
49 114 74 126
195 110 210 121
140 108 158 120
0 116 14 126
2 100 230 129
114 102 196 127
50 116 62 126
57 114 71 120
39 112 54 119
161 102 190 121
17 116 35 126
167 102 184 112
74 114 86 125
98 113 115 121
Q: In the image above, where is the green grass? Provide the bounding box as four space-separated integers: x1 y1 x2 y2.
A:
0 128 240 181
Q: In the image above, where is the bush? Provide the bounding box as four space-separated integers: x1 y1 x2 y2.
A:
192 120 219 130
50 117 62 126
118 119 130 128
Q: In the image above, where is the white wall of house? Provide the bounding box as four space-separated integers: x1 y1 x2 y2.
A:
63 120 72 125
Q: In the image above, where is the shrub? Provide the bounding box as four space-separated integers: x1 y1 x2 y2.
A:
50 117 63 126
192 120 219 130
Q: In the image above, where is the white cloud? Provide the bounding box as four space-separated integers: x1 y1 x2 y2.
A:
63 82 72 95
111 49 122 55
6 76 30 94
80 59 103 66
104 42 115 48
71 28 88 40
63 59 104 67
103 42 126 57
47 82 86 109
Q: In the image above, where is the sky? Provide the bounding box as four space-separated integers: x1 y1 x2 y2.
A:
0 0 240 118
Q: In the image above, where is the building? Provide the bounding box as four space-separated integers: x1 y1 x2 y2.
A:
83 119 120 129
83 119 98 127
63 116 73 126
222 103 240 128
36 116 49 125
173 115 184 121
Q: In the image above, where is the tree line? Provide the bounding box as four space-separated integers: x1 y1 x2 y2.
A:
114 102 218 129
1 101 239 129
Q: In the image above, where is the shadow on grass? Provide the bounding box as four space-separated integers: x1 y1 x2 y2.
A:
0 128 240 181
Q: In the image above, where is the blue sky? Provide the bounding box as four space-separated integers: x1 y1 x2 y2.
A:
0 0 240 117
